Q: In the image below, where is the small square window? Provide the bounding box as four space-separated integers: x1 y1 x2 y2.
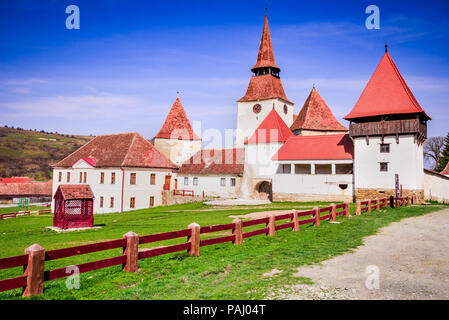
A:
110 197 114 208
149 196 154 207
66 172 70 183
100 172 104 184
380 144 390 153
150 173 156 185
380 162 388 172
193 177 198 186
184 177 189 186
100 196 104 208
58 172 62 182
111 172 116 184
130 197 135 208
230 178 236 187
220 178 226 187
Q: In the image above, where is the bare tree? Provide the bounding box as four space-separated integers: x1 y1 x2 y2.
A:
424 136 444 170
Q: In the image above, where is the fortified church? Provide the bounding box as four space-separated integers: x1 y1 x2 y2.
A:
51 12 449 214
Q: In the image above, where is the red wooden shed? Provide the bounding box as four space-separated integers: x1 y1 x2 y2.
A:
53 184 94 229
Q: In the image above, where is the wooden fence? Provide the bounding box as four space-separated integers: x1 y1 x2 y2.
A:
0 209 51 220
0 196 409 297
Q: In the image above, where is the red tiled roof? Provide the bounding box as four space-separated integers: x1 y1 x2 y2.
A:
273 134 354 161
79 157 96 167
53 132 177 169
245 109 294 144
55 184 94 200
251 14 279 70
0 180 52 197
178 148 244 175
238 74 292 104
155 97 201 141
441 162 449 175
345 52 431 120
291 88 348 132
0 177 34 183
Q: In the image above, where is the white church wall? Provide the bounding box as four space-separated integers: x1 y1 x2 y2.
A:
272 160 354 202
354 135 424 191
244 142 284 179
424 170 449 203
154 138 201 166
236 98 294 147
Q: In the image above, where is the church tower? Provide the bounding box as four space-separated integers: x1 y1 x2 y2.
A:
235 12 294 147
154 97 202 166
345 46 431 202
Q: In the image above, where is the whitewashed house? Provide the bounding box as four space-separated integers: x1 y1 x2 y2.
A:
177 148 244 198
52 132 177 213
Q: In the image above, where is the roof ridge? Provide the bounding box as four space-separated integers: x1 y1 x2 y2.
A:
386 53 423 114
52 135 98 167
121 132 138 167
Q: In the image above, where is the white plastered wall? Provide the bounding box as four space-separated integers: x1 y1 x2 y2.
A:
353 135 424 191
176 174 242 198
423 170 449 203
235 98 294 147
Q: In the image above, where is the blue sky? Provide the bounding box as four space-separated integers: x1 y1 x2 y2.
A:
1 0 448 148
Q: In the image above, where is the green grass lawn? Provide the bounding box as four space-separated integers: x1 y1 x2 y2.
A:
0 201 445 300
0 205 48 214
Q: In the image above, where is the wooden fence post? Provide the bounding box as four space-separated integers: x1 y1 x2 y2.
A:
23 244 45 297
313 207 320 226
344 201 350 218
232 219 243 245
330 203 336 222
376 198 380 211
188 223 200 257
266 214 275 236
291 210 299 231
356 200 361 216
412 194 417 205
123 231 139 272
367 199 372 213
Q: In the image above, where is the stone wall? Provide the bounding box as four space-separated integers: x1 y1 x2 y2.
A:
273 192 352 203
161 190 206 206
355 188 424 203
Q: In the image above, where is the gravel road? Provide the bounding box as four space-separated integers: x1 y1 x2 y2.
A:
269 208 449 300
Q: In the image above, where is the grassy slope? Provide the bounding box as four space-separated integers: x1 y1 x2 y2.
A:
0 127 93 181
0 202 445 300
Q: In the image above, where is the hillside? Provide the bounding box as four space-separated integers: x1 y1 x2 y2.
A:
0 127 93 181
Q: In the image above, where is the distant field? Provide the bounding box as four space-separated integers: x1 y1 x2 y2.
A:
0 127 93 181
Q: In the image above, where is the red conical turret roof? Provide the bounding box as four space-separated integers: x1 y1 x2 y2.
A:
252 14 279 71
155 97 201 140
245 108 293 144
291 88 347 132
345 51 431 121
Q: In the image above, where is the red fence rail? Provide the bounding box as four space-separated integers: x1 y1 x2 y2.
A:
0 196 409 297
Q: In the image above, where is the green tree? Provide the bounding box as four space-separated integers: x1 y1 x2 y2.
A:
437 132 449 172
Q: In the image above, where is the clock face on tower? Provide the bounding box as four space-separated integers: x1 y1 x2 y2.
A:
253 104 262 114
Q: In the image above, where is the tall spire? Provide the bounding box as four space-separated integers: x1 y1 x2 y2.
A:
251 13 279 72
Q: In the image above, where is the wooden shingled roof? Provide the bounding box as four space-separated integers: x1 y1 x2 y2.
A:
56 184 94 200
155 97 201 141
345 51 431 121
178 148 244 175
291 88 348 132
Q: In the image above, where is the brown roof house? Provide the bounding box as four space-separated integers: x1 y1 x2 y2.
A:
52 132 177 213
177 148 245 198
0 179 52 204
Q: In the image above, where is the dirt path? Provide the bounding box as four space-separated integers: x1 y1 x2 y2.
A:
269 208 449 300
